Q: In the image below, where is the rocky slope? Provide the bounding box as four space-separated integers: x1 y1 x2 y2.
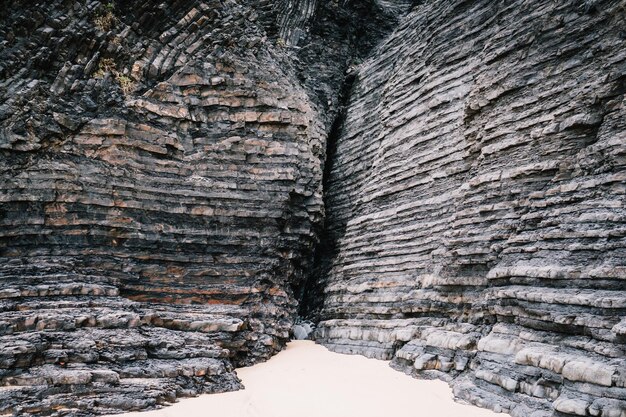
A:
315 1 626 416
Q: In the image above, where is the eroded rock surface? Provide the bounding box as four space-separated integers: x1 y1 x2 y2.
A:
2 0 625 416
0 0 413 415
315 1 626 416
0 1 325 416
0 1 320 414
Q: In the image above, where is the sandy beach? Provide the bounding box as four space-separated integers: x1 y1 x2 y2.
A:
113 340 507 417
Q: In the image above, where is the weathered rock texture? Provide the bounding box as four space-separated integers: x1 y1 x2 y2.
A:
0 0 411 415
315 1 626 416
0 1 320 414
2 0 626 416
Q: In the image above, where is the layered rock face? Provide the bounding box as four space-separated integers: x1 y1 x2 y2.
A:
0 1 326 415
2 0 625 416
316 1 626 416
0 0 410 415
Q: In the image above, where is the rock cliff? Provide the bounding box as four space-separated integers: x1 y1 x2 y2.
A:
0 1 323 414
0 0 405 415
315 1 626 416
1 0 625 416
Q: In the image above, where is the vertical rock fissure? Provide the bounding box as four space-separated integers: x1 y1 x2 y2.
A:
289 1 418 322
297 70 358 321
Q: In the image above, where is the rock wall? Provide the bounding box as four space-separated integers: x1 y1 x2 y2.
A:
0 1 325 414
2 0 625 416
316 1 626 416
0 0 410 415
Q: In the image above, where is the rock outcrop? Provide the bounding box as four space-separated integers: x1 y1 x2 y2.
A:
0 0 323 413
315 1 626 416
0 0 408 415
2 0 625 416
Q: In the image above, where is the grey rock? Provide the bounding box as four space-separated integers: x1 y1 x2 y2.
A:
314 0 626 416
0 0 407 415
292 325 309 340
2 0 625 416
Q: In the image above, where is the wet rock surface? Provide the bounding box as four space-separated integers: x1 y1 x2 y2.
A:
315 1 626 416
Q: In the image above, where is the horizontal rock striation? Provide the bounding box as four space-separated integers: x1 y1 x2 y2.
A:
316 1 626 416
0 0 414 415
0 268 244 415
0 0 326 414
3 0 625 416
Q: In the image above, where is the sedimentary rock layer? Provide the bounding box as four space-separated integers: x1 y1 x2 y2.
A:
3 0 625 416
316 1 626 416
0 0 413 415
0 1 325 414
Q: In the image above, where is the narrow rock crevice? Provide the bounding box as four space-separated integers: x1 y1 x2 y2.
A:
1 1 625 417
297 69 358 321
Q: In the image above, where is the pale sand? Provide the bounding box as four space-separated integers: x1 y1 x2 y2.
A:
114 340 507 417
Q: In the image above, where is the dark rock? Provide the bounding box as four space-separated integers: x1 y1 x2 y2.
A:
0 0 405 415
315 1 626 416
2 0 625 416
